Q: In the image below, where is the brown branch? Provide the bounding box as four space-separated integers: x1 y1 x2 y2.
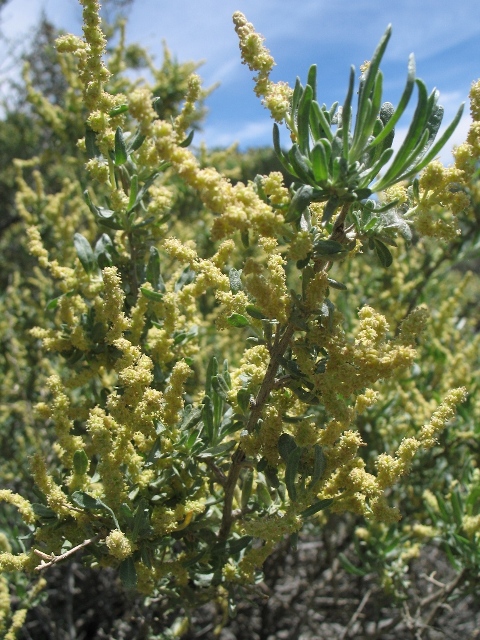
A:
218 322 296 541
34 534 102 571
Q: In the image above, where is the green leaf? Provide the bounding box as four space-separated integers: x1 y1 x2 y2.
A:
126 171 160 214
370 55 415 150
74 233 96 274
373 239 393 267
351 25 392 156
311 142 329 183
146 246 161 290
327 277 347 291
307 64 317 101
227 313 249 328
286 185 315 223
237 389 251 413
278 433 297 462
140 287 163 302
70 491 120 529
179 129 194 148
46 295 62 311
202 396 214 444
297 84 313 155
32 503 58 520
241 470 254 508
310 101 333 142
245 305 265 320
85 126 101 159
228 535 253 555
301 498 333 518
132 499 151 540
180 405 203 431
256 482 272 507
264 466 280 489
310 444 326 487
119 557 137 589
285 447 303 501
73 450 89 475
322 196 341 224
339 553 366 577
126 129 146 153
288 145 315 185
341 66 355 160
312 239 345 257
109 104 129 117
114 127 128 166
212 374 230 400
196 441 236 459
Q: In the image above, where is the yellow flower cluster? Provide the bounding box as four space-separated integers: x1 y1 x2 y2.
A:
105 529 133 560
232 12 293 122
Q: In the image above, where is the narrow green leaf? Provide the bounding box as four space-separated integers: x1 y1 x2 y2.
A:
311 142 329 183
197 441 236 459
146 246 162 291
327 278 347 291
245 305 266 320
373 239 393 267
119 557 137 589
179 129 194 148
352 25 392 153
310 101 333 142
126 171 160 214
278 433 297 462
212 374 230 400
285 447 303 501
288 145 315 185
73 450 89 475
202 395 214 443
109 104 129 117
227 313 249 328
273 123 295 176
237 389 251 413
85 126 101 159
286 184 314 222
140 287 163 302
301 498 333 518
372 78 429 190
228 535 253 555
127 128 146 153
307 64 317 101
114 127 128 166
451 490 463 528
127 174 139 211
322 196 341 224
264 466 280 489
297 84 313 155
370 55 415 148
74 233 96 274
395 102 465 184
310 445 326 487
241 470 254 508
312 239 345 256
256 482 272 507
339 553 366 577
341 66 355 161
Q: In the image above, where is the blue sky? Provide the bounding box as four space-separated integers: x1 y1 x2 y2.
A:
1 0 479 162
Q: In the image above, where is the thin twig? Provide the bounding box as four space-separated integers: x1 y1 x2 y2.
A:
340 586 373 639
34 535 101 571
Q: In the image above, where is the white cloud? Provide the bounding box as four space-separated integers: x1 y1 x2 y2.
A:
200 118 273 149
